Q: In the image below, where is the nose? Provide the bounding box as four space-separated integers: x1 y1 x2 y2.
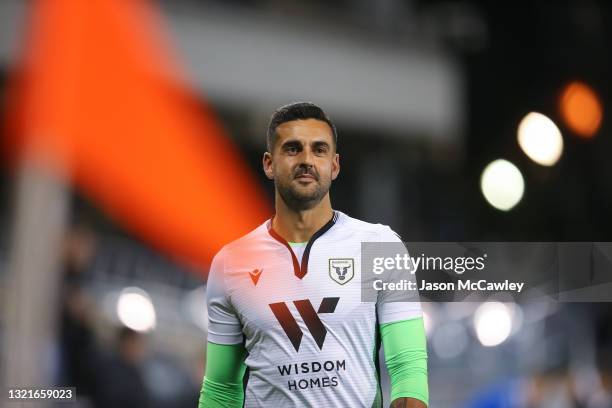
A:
300 146 315 166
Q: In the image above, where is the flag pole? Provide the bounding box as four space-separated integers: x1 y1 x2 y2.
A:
1 158 70 400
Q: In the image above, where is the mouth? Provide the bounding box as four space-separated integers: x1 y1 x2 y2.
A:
295 174 316 181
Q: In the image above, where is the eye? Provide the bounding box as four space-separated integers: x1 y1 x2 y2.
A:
315 145 329 155
284 145 299 155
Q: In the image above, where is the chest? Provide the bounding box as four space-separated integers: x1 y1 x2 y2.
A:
224 242 369 339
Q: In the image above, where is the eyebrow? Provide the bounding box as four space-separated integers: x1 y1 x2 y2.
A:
280 138 331 147
312 140 330 148
280 139 302 149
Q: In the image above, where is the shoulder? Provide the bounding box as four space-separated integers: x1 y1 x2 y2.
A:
335 211 402 242
212 220 271 263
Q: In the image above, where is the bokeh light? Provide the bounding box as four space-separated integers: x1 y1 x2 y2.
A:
474 302 513 347
560 81 603 138
480 159 525 211
116 287 157 332
517 112 563 166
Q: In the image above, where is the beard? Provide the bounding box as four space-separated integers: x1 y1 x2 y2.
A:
275 165 331 211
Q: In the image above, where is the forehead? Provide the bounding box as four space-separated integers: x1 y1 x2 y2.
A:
275 118 334 143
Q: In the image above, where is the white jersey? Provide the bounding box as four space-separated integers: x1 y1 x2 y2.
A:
206 211 422 407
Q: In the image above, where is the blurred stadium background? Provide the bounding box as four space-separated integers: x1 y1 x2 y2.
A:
0 0 611 407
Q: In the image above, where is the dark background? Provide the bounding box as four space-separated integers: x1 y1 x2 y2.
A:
1 1 611 407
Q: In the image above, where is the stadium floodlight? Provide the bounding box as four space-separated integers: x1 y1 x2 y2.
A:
517 112 564 166
560 81 603 138
474 302 512 347
480 159 525 211
116 287 157 332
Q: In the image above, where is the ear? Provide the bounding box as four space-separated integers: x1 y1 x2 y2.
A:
331 153 340 180
263 151 274 180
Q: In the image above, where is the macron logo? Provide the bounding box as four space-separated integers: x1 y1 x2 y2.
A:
249 269 263 285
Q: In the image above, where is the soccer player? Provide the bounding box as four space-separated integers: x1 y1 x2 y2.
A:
198 102 428 407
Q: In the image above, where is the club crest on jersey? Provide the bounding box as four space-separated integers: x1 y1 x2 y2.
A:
328 259 354 285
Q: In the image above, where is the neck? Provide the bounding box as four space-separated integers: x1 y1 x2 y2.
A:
272 193 334 242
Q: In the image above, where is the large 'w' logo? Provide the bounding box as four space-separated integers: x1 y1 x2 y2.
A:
269 297 339 352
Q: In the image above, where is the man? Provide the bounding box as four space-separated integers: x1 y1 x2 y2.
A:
199 102 428 407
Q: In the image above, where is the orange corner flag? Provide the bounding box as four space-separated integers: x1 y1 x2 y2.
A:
7 0 270 271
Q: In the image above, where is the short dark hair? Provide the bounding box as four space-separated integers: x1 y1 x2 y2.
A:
266 102 338 152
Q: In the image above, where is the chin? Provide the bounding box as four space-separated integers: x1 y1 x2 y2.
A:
293 192 319 202
291 182 315 192
295 183 321 194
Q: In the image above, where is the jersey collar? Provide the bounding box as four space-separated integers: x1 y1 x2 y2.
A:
268 211 339 279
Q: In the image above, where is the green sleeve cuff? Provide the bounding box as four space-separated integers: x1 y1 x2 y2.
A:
200 377 244 408
380 317 429 406
198 342 247 408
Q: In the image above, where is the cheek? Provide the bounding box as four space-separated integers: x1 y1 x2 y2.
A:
317 160 334 177
274 160 294 177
